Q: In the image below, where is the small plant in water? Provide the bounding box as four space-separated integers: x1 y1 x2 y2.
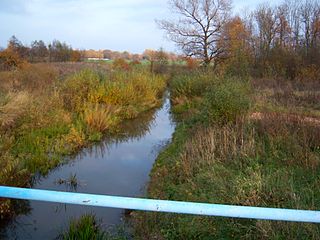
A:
59 214 108 240
59 214 130 240
55 173 80 191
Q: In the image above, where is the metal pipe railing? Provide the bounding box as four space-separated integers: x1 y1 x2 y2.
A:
0 186 319 223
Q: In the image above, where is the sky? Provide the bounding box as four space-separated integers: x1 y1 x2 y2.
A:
0 0 281 53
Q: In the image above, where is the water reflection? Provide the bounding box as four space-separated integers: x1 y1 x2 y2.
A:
1 94 175 240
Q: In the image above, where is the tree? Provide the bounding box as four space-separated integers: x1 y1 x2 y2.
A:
153 48 169 73
219 16 253 76
48 40 73 62
0 49 26 71
158 0 231 66
255 4 278 55
7 35 29 59
30 40 48 62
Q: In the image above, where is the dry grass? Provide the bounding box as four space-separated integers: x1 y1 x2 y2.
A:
82 103 119 133
0 65 167 220
134 73 320 239
179 120 255 180
0 64 57 93
0 91 32 130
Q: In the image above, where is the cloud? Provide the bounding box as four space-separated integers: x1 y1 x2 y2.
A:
0 0 282 52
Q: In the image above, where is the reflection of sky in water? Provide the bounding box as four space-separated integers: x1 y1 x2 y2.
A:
2 95 175 240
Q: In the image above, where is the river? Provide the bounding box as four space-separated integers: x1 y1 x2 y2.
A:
1 94 175 239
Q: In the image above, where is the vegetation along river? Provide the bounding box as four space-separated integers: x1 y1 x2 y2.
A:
1 93 175 239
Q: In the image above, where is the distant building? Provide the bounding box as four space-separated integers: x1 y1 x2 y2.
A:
87 58 109 61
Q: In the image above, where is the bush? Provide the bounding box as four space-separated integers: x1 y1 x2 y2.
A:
112 58 131 71
170 71 215 99
297 64 320 82
60 69 102 112
202 79 251 123
185 58 199 70
0 49 27 71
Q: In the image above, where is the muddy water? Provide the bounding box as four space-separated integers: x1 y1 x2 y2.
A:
1 94 175 240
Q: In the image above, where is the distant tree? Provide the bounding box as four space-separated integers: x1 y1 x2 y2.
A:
71 50 82 62
121 51 131 60
158 0 232 67
142 49 157 61
30 40 48 62
103 49 113 59
299 0 320 59
0 49 26 71
112 58 131 71
48 40 73 62
153 48 169 73
132 54 142 61
7 35 29 59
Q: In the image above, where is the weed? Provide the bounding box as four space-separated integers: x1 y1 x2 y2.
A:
59 214 108 240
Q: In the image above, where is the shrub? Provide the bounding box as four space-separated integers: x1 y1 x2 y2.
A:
0 49 27 71
185 57 199 70
170 71 215 99
297 64 320 82
61 70 102 112
202 79 251 123
112 58 131 71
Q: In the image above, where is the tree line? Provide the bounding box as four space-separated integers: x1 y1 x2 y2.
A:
160 0 320 79
0 36 82 70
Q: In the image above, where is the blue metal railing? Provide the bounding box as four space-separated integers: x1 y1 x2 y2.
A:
0 186 319 223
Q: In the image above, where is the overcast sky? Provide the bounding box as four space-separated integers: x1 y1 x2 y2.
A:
0 0 281 53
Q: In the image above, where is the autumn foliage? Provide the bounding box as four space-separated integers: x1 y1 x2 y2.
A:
0 49 27 71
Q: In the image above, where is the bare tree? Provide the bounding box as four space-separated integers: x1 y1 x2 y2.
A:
300 0 320 51
255 4 278 55
158 0 231 66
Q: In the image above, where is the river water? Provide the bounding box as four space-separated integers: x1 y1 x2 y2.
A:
1 94 175 239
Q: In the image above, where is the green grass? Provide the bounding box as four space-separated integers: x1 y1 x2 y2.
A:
59 214 131 240
0 65 167 219
59 214 108 240
133 72 320 239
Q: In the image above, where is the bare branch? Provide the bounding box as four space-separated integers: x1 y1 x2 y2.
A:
158 0 231 66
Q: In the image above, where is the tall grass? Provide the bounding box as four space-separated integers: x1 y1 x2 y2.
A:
0 65 167 219
82 103 119 134
59 214 107 240
133 72 320 239
59 214 130 240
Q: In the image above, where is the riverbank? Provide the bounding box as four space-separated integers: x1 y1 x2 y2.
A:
0 64 167 220
133 71 320 239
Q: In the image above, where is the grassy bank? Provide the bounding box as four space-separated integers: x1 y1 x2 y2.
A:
0 64 167 219
133 71 320 239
